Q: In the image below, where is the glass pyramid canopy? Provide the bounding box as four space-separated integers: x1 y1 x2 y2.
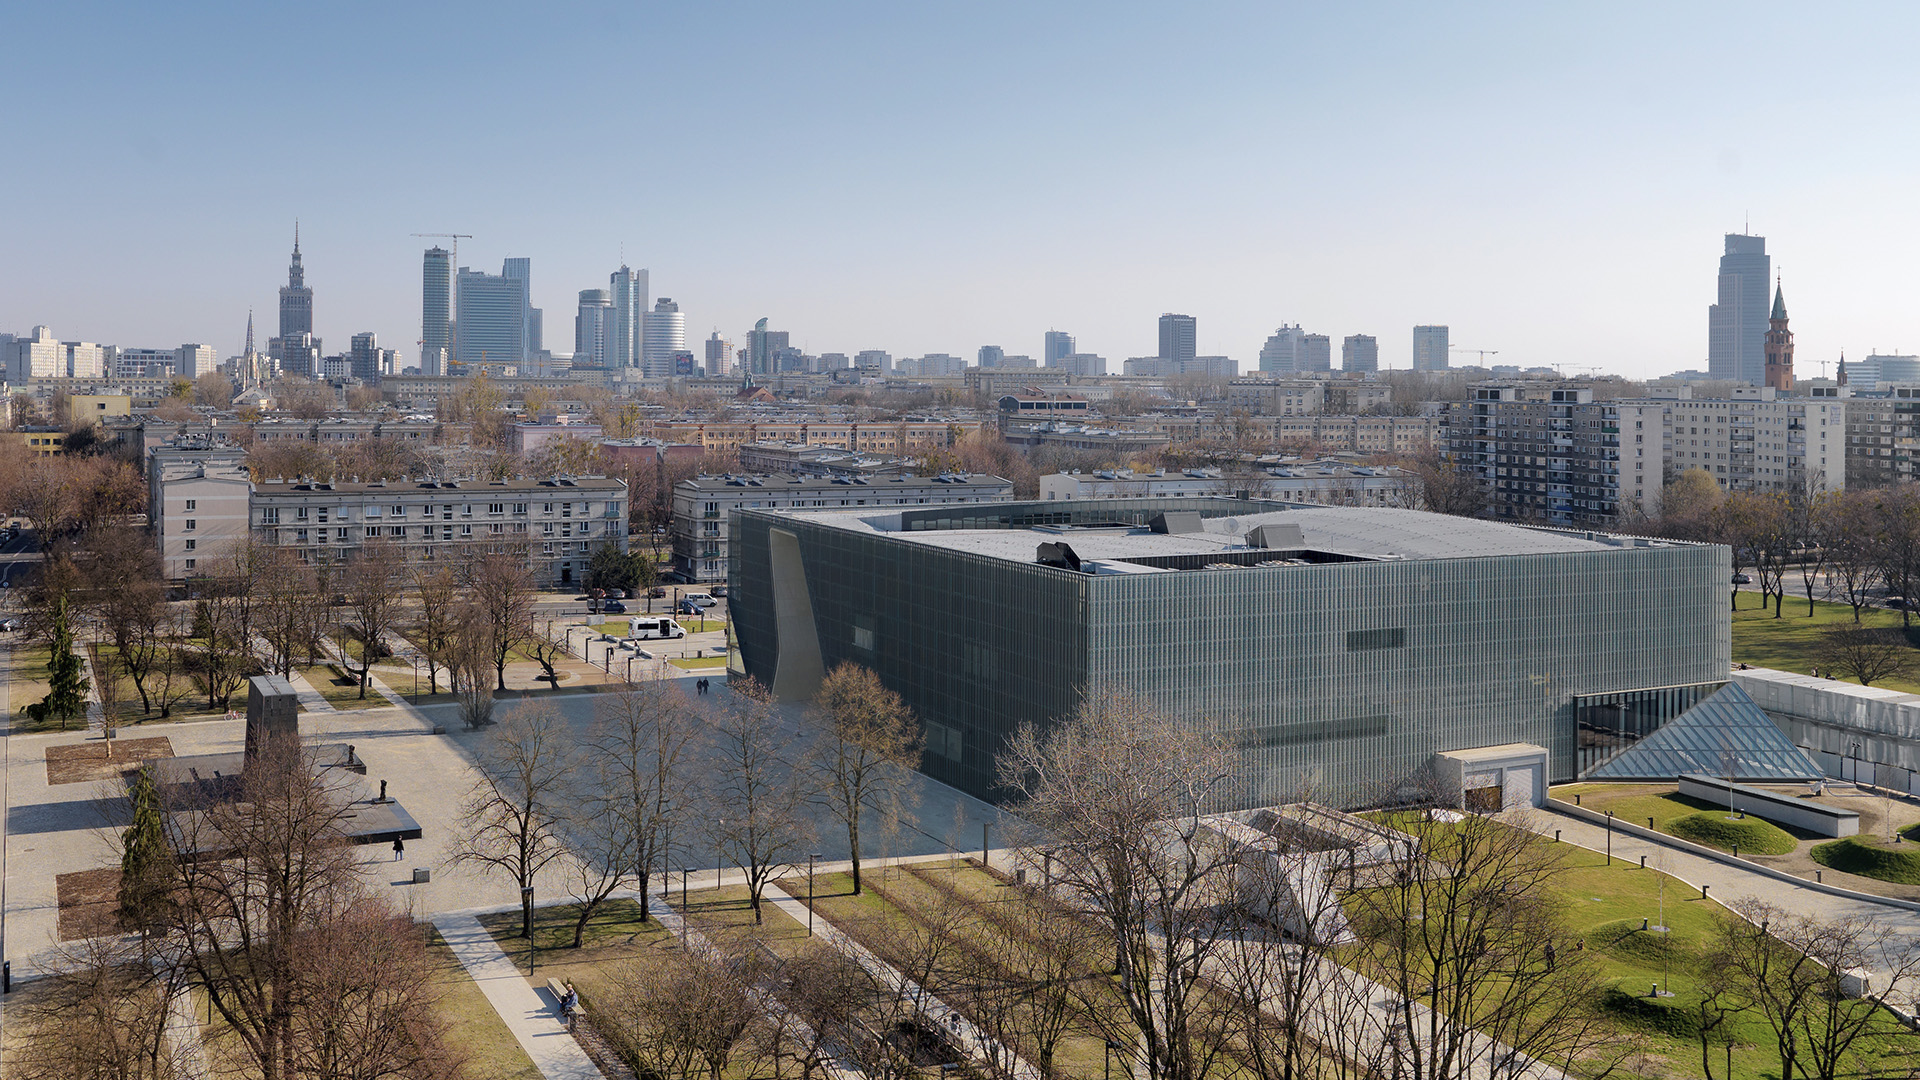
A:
1584 682 1822 782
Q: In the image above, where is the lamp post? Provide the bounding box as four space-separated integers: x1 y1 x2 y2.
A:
982 822 992 866
520 885 535 974
1605 811 1614 864
1105 1040 1119 1080
681 867 692 942
808 852 820 936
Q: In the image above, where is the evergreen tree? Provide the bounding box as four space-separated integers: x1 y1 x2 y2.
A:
40 595 89 730
117 764 173 932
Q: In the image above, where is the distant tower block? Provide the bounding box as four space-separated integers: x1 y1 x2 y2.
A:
245 674 301 763
1764 280 1794 393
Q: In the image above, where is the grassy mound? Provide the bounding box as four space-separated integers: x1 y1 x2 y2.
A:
1666 811 1796 855
1810 836 1920 884
1599 985 1704 1040
1584 919 1695 966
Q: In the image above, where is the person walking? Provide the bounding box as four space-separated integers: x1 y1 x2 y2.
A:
393 836 405 861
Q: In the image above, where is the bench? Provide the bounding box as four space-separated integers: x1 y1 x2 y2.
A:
545 978 585 1024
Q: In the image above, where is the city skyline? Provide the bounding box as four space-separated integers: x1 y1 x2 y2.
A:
8 5 1920 378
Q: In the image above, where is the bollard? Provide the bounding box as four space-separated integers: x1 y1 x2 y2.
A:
1649 817 1655 830
1554 829 1561 842
1816 870 1823 883
1702 884 1710 900
1642 918 1649 930
1574 794 1582 806
1640 855 1647 869
1650 983 1658 998
1733 842 1739 858
3 959 10 994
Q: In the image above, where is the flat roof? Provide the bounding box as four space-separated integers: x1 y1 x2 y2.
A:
761 504 1674 566
253 476 625 496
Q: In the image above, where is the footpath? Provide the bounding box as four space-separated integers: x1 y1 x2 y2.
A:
429 912 605 1080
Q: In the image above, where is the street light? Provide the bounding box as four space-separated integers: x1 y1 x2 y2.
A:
1605 811 1614 864
520 885 535 975
682 867 693 943
808 853 820 936
1106 1040 1121 1080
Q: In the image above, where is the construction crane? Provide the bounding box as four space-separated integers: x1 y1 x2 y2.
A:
1450 347 1498 365
411 232 472 267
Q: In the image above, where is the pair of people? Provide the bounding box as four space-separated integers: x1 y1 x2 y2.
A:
695 677 711 695
560 983 579 1029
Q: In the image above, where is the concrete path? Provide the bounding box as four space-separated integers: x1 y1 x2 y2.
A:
162 978 210 1079
763 882 1044 1080
430 912 605 1080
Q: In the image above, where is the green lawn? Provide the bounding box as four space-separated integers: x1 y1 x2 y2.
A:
1733 595 1920 694
1811 835 1920 884
1552 785 1803 854
667 655 727 669
424 928 544 1080
298 664 385 709
1667 810 1797 855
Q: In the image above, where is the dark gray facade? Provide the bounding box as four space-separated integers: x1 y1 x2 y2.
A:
731 500 1729 807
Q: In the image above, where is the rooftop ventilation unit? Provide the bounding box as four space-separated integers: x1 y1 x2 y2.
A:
1035 541 1083 573
1246 523 1306 549
1149 511 1204 535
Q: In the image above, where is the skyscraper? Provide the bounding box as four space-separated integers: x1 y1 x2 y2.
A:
643 298 686 377
421 247 452 376
348 332 383 380
1259 325 1308 373
455 260 533 369
1412 325 1450 371
610 266 647 370
1300 334 1332 372
1158 313 1197 363
748 319 789 377
271 224 317 372
978 345 1005 367
1044 330 1075 365
1342 334 1379 373
575 289 615 368
1709 233 1770 384
705 332 732 377
1764 281 1794 393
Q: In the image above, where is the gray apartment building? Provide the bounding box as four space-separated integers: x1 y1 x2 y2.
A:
728 499 1743 808
1444 387 1623 527
670 472 1013 583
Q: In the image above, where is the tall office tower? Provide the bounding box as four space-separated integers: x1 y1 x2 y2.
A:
1158 313 1197 363
272 224 315 369
1709 233 1770 384
855 349 891 374
175 344 215 378
610 265 648 369
978 345 1005 367
527 307 543 354
1044 330 1076 366
643 298 686 377
575 289 616 368
455 261 533 368
1412 325 1450 371
1764 281 1794 393
747 318 790 377
1300 334 1332 372
421 246 452 376
1342 334 1379 373
348 332 383 380
704 331 731 376
1258 325 1308 373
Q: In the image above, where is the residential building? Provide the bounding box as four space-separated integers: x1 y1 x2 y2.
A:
1044 330 1075 365
1158 313 1197 363
633 417 984 455
815 353 851 372
1708 233 1770 384
10 428 68 457
114 348 179 381
903 354 966 377
421 247 452 376
736 442 916 479
1050 353 1106 376
1341 335 1378 373
455 260 533 370
1841 388 1920 487
610 266 648 370
643 298 686 377
1258 325 1310 374
1445 386 1624 527
997 393 1090 418
1001 422 1170 455
1040 463 1411 506
152 452 251 580
1613 386 1843 513
1123 355 1235 377
670 471 1013 582
575 289 615 368
7 326 106 382
978 345 1004 367
70 394 132 421
1299 334 1332 372
1412 325 1449 371
512 416 605 455
348 332 391 381
248 476 629 587
728 499 1730 806
1227 379 1328 415
854 350 892 374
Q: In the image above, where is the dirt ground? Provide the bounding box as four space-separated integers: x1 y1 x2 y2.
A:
54 867 120 940
44 737 174 786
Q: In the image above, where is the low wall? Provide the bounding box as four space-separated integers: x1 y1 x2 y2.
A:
1676 774 1859 837
1734 668 1920 788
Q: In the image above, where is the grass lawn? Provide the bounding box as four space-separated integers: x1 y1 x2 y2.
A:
1733 595 1920 694
667 655 727 669
298 663 385 709
1552 784 1805 854
424 927 544 1080
1811 835 1920 884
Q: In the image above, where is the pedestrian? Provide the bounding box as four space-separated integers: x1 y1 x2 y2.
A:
393 836 405 861
561 983 579 1030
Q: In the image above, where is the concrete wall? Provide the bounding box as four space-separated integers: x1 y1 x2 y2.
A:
1734 668 1920 790
1676 773 1859 837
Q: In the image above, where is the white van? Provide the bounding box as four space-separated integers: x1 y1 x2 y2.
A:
684 592 716 608
628 617 687 640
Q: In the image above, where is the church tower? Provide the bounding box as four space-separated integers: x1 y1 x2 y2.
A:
1764 279 1794 393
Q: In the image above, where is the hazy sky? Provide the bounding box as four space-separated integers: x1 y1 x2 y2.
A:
6 2 1920 379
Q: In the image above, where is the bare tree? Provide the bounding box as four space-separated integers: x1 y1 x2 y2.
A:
465 552 534 691
812 661 923 895
588 675 702 925
599 947 776 1080
1406 449 1483 518
1874 487 1920 628
1818 624 1912 687
454 702 575 939
1792 488 1835 617
706 677 815 924
7 934 189 1080
338 540 401 698
254 543 320 679
1825 490 1882 622
995 692 1243 1080
282 900 467 1080
408 560 458 693
77 526 167 715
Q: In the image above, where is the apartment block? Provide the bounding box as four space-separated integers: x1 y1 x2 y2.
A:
1614 386 1844 514
1444 387 1623 527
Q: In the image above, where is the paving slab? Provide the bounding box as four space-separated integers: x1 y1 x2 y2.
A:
431 912 604 1080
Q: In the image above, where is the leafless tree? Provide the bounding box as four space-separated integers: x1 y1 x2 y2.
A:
769 944 888 1080
7 934 189 1080
281 900 467 1080
995 692 1243 1080
338 540 401 698
705 677 815 924
812 662 923 895
1406 449 1483 518
1792 488 1835 617
454 702 575 939
254 543 321 678
1825 490 1882 622
599 947 777 1080
464 552 535 690
1874 487 1920 628
77 526 168 715
408 560 458 693
1817 624 1912 687
184 543 256 710
588 674 703 925
449 603 498 728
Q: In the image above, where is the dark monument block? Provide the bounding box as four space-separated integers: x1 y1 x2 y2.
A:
245 675 300 762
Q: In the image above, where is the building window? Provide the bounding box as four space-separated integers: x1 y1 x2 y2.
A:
184 519 196 531
184 499 197 511
184 539 196 551
366 527 380 538
1346 627 1406 651
184 558 196 571
488 503 504 515
261 508 279 524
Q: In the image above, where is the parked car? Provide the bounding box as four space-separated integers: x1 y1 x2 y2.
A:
1890 597 1911 610
648 586 667 598
676 599 704 616
602 600 627 614
1731 573 1752 585
710 584 728 597
608 588 628 599
0 617 22 631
